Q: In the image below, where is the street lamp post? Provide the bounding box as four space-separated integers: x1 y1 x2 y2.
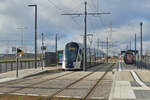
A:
140 22 143 69
28 5 37 69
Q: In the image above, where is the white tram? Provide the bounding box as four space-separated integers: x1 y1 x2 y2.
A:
62 42 105 70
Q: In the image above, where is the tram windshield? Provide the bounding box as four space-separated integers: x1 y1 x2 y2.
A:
65 43 79 63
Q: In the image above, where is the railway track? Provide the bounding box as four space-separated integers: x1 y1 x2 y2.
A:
0 64 101 88
0 69 64 88
0 64 104 95
82 64 114 100
47 63 115 100
1 71 75 94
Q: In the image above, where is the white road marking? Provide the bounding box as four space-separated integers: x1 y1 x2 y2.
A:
10 93 48 96
118 60 122 72
56 95 105 99
132 87 150 90
0 77 17 83
131 70 150 89
56 95 81 98
108 71 118 100
113 81 136 99
88 97 105 99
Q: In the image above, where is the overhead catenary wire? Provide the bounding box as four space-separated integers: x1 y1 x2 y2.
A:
47 0 83 29
89 0 108 29
47 0 108 34
89 0 118 56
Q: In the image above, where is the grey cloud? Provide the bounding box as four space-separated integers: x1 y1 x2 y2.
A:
0 0 150 54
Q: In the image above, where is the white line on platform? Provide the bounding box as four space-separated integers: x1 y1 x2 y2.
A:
118 61 122 72
0 77 17 83
132 87 150 90
108 71 118 100
10 93 48 97
113 81 136 99
88 97 105 99
56 95 105 99
0 93 5 95
56 95 81 98
131 70 150 89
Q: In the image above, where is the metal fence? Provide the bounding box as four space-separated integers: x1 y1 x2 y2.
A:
0 61 42 73
135 56 150 70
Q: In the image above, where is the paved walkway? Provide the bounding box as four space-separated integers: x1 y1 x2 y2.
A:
0 66 61 83
111 62 150 100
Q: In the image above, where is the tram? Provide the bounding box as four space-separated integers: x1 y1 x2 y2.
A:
62 42 104 70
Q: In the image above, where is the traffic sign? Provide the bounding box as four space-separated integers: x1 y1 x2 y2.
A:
17 48 24 55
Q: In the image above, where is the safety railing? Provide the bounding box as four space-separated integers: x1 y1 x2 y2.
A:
0 61 42 73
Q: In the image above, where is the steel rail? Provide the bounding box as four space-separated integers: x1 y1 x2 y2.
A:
0 64 104 98
0 64 101 90
47 64 108 100
0 69 63 88
3 71 75 94
82 63 115 100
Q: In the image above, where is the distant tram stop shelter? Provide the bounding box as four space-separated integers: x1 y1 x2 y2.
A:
45 50 63 67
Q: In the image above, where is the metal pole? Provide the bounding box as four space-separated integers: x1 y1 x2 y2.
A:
28 5 37 69
83 1 87 71
97 38 100 64
126 45 128 51
94 48 96 63
130 39 131 50
140 22 143 68
56 33 58 66
21 29 23 49
102 41 104 58
42 33 44 70
135 34 136 66
35 5 37 69
16 53 19 78
107 37 108 63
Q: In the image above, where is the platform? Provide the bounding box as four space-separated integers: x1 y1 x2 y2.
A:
111 62 150 100
0 66 61 83
0 63 150 100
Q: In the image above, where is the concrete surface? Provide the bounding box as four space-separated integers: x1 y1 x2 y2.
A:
1 63 150 100
113 81 136 99
111 62 150 100
0 66 61 83
55 64 114 99
136 70 150 82
0 64 115 100
117 71 134 81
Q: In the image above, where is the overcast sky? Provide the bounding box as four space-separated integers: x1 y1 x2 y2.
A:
0 0 150 55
